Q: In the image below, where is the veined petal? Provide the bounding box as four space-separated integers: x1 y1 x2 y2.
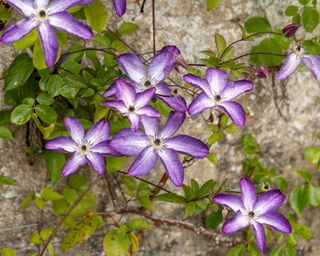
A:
78 0 94 5
135 105 161 118
302 54 320 82
165 135 209 158
159 111 186 139
141 116 159 137
35 0 49 8
103 82 117 98
218 101 246 128
64 117 84 145
148 52 174 84
183 74 212 96
135 88 156 109
276 53 302 80
222 211 249 234
91 141 120 156
112 0 126 17
48 0 85 13
206 68 228 94
115 78 136 106
62 152 87 176
5 0 35 16
45 136 77 153
212 194 245 212
257 213 292 234
128 146 158 176
117 54 146 84
157 45 183 72
84 119 110 146
0 18 38 44
102 100 127 114
128 113 141 132
188 92 214 116
110 129 149 156
49 12 93 40
158 147 184 187
240 178 257 212
86 152 105 176
254 189 286 216
221 80 254 101
38 22 59 68
251 221 267 253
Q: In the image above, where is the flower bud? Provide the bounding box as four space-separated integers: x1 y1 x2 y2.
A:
282 24 301 37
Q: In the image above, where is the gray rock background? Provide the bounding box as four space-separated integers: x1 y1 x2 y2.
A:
1 0 320 255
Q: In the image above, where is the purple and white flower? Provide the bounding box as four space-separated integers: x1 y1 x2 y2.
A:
110 112 209 187
112 0 126 17
213 178 292 253
0 0 93 68
105 49 187 112
102 78 161 132
276 45 320 82
184 68 254 127
45 117 118 176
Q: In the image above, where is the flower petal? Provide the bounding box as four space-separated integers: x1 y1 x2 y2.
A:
251 221 267 253
115 78 136 106
254 189 286 216
64 117 84 145
141 116 159 137
0 18 38 44
103 82 117 98
276 53 302 80
110 129 149 156
218 101 246 127
38 22 59 68
135 88 156 109
5 0 35 16
128 113 141 132
221 80 254 101
35 0 49 7
183 74 212 96
48 0 86 13
112 0 126 17
62 153 87 176
91 141 120 156
302 54 320 82
188 92 214 116
84 119 110 146
257 212 292 234
86 152 105 176
45 136 77 153
206 68 228 94
128 146 158 177
240 178 257 212
148 52 174 84
49 12 93 40
159 111 186 139
102 100 127 114
222 211 249 234
135 105 161 119
117 54 146 84
212 194 245 212
158 147 184 187
165 135 209 158
157 45 183 71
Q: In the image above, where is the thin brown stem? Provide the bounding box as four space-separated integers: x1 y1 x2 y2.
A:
149 173 169 201
152 0 156 55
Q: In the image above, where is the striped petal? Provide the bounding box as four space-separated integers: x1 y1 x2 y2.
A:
112 0 126 17
251 221 267 253
86 152 106 176
218 101 246 128
222 211 249 234
206 68 228 94
64 117 84 145
45 136 77 153
212 194 245 212
240 178 257 212
159 111 186 139
276 53 302 80
128 146 158 177
5 0 35 16
62 152 87 176
188 92 214 116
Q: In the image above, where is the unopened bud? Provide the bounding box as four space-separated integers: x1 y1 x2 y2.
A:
282 24 301 37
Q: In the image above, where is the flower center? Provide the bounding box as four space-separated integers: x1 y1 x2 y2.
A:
214 95 221 101
144 80 152 87
248 211 255 218
294 45 304 55
81 145 88 152
39 10 46 17
154 138 161 145
128 106 135 112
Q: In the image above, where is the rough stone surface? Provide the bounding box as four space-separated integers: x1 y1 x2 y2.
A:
1 0 320 255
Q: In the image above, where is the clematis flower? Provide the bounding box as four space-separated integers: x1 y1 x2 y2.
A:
110 112 209 187
276 45 320 82
102 78 161 131
105 49 187 112
112 0 126 17
213 178 292 253
45 117 118 176
0 0 93 68
184 68 254 127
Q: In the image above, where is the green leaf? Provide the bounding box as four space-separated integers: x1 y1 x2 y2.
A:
107 156 126 173
63 188 77 204
304 146 320 164
285 6 299 16
40 187 64 201
118 22 138 36
128 218 149 230
206 0 222 11
227 244 246 256
33 39 48 70
13 29 38 50
103 227 131 256
292 13 301 24
274 177 288 192
309 185 320 207
215 33 226 57
0 174 16 185
37 93 54 106
43 150 66 185
40 228 53 241
208 131 225 145
245 16 272 34
35 104 57 124
0 126 13 140
183 201 197 218
204 210 222 228
299 0 310 4
155 193 186 203
182 184 196 201
21 191 35 210
29 233 42 245
207 152 218 165
35 198 45 209
84 0 108 33
5 53 34 91
198 180 215 197
46 75 63 97
297 169 312 182
11 104 33 125
68 173 88 190
1 248 16 256
59 78 79 98
302 7 319 32
60 60 81 75
289 185 309 215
